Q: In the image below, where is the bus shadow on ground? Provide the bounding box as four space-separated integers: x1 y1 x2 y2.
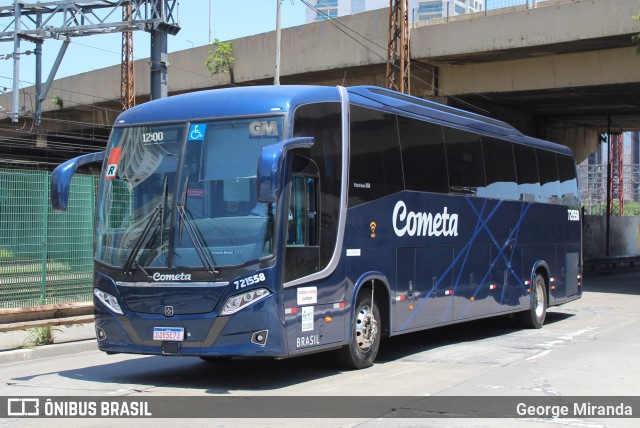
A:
375 312 571 363
48 352 343 394
47 312 573 393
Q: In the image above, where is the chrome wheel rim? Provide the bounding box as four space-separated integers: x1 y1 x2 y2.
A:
534 279 545 320
355 304 378 352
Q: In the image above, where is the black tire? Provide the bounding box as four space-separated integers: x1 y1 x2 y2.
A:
518 273 547 329
338 290 381 369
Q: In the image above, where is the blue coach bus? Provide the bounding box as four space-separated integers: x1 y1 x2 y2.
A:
52 85 582 369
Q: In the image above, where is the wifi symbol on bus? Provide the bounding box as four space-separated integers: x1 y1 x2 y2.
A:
369 222 377 238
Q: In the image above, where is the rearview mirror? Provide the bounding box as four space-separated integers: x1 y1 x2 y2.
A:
51 151 105 211
256 137 314 203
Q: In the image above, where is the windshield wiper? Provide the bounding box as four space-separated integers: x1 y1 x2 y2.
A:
177 178 219 275
122 176 168 275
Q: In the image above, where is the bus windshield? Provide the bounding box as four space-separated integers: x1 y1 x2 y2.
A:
95 117 284 270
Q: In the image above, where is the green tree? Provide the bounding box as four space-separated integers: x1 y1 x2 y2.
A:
206 38 235 85
50 96 63 109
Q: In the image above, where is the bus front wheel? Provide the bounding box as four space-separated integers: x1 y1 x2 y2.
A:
518 273 547 329
338 290 380 369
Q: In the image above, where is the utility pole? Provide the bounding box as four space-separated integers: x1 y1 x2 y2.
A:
121 3 135 111
274 0 283 86
386 0 410 94
11 1 20 123
610 133 624 216
150 1 169 100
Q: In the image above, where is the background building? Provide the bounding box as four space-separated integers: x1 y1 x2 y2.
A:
306 0 485 23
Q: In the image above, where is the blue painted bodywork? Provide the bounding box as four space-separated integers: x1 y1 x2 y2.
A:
79 85 581 359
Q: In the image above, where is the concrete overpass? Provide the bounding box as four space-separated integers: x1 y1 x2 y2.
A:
1 0 639 165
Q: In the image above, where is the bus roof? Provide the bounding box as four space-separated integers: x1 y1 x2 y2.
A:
114 85 574 158
347 86 574 157
115 85 341 126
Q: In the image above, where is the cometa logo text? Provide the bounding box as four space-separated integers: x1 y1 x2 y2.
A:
392 200 459 237
152 272 192 281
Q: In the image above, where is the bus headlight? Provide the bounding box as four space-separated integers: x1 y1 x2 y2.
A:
94 288 124 315
221 288 271 316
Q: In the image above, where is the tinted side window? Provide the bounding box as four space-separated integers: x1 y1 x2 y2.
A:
513 144 540 202
443 128 486 195
349 106 404 206
293 102 342 271
397 116 448 194
480 137 518 200
556 154 579 208
537 149 560 204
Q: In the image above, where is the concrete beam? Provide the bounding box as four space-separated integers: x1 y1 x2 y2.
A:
413 0 640 63
437 47 640 95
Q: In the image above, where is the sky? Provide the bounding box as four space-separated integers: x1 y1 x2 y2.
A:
0 0 307 91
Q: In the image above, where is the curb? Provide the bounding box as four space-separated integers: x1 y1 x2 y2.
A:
0 340 97 365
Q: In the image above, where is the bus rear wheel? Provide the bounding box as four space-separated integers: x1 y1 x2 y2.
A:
338 290 380 369
518 273 547 329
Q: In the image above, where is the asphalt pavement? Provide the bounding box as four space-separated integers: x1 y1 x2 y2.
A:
0 263 635 365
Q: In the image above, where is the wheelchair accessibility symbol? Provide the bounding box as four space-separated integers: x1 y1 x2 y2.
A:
189 124 206 141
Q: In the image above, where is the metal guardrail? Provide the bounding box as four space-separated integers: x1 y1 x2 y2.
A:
584 256 640 271
0 301 93 332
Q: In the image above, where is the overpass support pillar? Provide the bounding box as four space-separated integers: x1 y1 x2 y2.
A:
544 122 600 163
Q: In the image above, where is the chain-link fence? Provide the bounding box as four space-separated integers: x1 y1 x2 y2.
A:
0 168 97 309
579 164 640 216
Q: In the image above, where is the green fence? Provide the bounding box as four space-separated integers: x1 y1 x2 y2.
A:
0 168 97 309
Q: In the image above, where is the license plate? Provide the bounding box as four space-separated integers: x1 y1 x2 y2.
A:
153 327 184 341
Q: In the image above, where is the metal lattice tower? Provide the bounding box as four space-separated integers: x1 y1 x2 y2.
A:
0 1 180 124
609 133 624 216
386 0 410 94
121 4 135 111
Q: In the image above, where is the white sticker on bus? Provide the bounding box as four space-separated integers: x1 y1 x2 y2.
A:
297 286 317 305
301 306 314 332
105 164 118 179
568 209 580 221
